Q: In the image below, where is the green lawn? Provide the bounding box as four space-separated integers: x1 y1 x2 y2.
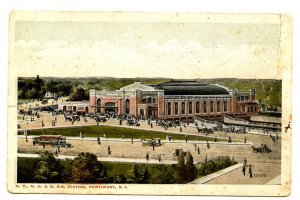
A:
18 125 229 142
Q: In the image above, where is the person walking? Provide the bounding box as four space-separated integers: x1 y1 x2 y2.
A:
197 146 200 154
108 145 111 154
205 155 208 163
244 158 247 166
185 136 188 143
158 154 162 162
242 165 246 176
145 153 149 162
152 143 155 151
244 137 247 144
248 165 253 178
207 141 210 149
228 136 232 143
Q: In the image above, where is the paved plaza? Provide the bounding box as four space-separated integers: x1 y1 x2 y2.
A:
17 112 282 185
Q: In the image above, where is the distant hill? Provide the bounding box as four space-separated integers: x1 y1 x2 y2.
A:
195 78 281 107
18 77 281 107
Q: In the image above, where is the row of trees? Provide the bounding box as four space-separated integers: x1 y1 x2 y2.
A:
17 151 196 184
18 75 88 101
17 151 235 184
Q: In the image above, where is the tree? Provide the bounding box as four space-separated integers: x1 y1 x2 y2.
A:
140 165 150 183
26 88 37 99
33 161 51 182
32 152 64 183
175 151 196 183
130 164 140 183
71 152 104 183
176 150 187 183
69 87 88 101
17 158 36 183
185 152 196 182
149 165 175 184
35 75 42 92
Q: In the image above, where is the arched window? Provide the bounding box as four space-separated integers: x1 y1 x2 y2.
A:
217 101 220 112
175 102 178 115
210 101 214 113
196 102 200 113
182 102 185 114
188 102 192 114
224 101 227 112
96 98 101 113
167 102 171 115
203 101 207 113
147 97 152 103
125 99 130 114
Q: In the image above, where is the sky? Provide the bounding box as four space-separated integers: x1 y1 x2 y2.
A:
14 20 281 79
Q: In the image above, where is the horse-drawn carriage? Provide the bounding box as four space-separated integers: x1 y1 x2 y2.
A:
126 119 140 126
65 114 80 122
251 144 272 153
142 138 162 147
94 115 107 122
197 127 214 134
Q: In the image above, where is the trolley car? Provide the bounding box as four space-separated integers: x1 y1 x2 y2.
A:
33 135 71 147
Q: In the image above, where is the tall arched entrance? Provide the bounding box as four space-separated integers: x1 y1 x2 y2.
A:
125 99 130 114
96 98 101 113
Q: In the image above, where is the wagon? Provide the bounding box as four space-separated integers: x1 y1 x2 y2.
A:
142 138 162 147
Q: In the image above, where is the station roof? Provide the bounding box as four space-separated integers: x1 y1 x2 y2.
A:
155 80 230 95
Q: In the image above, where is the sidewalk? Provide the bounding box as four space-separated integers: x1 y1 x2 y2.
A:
189 163 243 184
18 135 252 146
17 153 177 164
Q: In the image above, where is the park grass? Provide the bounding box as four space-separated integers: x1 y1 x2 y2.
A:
18 125 229 142
101 161 176 178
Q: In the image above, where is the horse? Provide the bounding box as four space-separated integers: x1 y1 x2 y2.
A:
251 146 261 153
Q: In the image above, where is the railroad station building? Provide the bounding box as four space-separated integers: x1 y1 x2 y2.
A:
88 80 259 121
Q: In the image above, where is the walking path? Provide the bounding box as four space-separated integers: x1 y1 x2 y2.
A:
17 153 177 164
189 164 243 184
18 135 252 146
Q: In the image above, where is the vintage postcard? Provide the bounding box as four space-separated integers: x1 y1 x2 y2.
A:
7 11 292 196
